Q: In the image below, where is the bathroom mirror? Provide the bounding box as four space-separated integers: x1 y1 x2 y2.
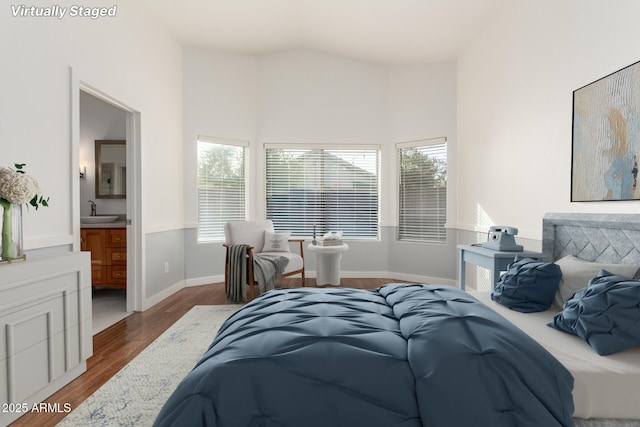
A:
95 140 126 199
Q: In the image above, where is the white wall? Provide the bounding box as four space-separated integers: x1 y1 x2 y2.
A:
389 62 458 229
182 50 258 227
15 0 637 297
79 92 127 217
1 1 183 306
183 48 459 283
255 50 389 219
457 0 640 240
182 50 258 283
388 62 458 281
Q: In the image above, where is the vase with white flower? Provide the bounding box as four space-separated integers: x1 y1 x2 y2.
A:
0 164 49 263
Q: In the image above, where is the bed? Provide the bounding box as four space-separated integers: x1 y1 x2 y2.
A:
500 212 640 426
473 292 640 424
154 213 640 427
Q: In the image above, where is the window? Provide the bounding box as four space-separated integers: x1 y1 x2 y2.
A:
197 136 247 241
397 138 447 243
265 144 379 239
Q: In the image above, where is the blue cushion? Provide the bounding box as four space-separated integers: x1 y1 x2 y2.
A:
549 270 640 355
491 256 562 312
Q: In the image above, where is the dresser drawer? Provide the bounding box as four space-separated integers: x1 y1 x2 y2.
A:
107 248 127 265
108 229 126 247
107 266 126 288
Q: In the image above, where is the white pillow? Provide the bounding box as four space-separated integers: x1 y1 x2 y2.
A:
553 255 639 307
262 231 291 252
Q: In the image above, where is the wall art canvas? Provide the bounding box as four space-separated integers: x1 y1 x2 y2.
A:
572 60 640 201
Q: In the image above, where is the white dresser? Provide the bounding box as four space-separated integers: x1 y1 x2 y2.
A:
0 252 93 426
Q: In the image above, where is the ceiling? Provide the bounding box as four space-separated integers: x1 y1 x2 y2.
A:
142 0 509 65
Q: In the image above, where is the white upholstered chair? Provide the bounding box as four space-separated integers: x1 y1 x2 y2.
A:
224 220 305 300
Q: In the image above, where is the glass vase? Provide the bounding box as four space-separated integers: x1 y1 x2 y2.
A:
1 203 25 263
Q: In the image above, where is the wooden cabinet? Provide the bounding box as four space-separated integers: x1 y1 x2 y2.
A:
81 228 126 289
81 228 107 285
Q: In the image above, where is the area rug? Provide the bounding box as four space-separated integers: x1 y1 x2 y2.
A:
57 304 242 427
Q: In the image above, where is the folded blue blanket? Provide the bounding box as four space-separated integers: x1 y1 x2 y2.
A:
154 284 574 427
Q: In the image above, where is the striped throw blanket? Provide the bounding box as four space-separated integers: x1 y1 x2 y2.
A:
227 245 289 302
227 244 249 302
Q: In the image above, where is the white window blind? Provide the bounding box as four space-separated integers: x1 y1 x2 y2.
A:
397 138 447 243
265 145 379 239
197 136 247 241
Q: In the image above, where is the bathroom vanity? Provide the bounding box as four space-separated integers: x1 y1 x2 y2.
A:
80 222 127 289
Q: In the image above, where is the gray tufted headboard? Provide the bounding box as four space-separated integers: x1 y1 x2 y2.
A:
542 213 640 266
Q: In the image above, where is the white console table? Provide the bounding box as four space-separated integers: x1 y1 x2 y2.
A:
0 252 92 426
457 244 545 291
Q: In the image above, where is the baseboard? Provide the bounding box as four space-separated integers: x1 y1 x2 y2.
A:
186 275 224 287
142 280 186 311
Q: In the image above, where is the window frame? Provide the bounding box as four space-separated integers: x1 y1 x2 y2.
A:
396 137 448 244
264 143 381 240
196 135 249 242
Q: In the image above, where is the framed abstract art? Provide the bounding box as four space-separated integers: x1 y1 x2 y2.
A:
572 60 640 202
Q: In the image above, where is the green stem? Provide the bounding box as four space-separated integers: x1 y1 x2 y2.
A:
0 199 14 260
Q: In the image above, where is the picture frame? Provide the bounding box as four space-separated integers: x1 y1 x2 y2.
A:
571 60 640 202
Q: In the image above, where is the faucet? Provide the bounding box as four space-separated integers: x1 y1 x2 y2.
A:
89 200 97 216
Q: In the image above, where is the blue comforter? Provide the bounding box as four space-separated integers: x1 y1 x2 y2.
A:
154 284 575 427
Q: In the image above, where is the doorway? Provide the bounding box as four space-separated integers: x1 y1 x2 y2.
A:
79 92 129 333
71 69 142 331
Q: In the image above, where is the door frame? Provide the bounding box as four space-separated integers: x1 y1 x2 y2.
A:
70 67 143 312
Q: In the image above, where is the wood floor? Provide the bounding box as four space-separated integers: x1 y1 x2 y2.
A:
10 278 397 427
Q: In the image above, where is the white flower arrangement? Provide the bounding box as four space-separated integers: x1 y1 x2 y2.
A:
0 164 48 209
0 166 41 204
0 163 49 261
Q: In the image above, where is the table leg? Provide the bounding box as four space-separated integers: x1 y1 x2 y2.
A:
491 261 501 292
316 253 342 286
458 248 466 290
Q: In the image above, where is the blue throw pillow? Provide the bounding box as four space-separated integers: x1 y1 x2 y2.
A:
549 270 640 355
491 256 562 313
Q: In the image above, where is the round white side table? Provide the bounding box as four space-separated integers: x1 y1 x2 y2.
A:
307 243 349 286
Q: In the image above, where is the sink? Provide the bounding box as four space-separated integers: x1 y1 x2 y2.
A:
81 215 119 224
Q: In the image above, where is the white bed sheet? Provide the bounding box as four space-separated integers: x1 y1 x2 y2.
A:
471 291 640 420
